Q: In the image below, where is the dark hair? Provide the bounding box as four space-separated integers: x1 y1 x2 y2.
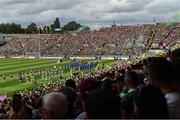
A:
60 87 76 106
142 59 148 66
60 87 77 118
148 57 172 84
12 93 22 113
80 78 98 96
85 90 121 119
118 69 125 75
171 48 180 62
115 69 125 86
125 71 139 87
65 79 76 90
34 97 43 109
171 48 180 84
101 79 113 93
172 62 180 83
135 85 169 119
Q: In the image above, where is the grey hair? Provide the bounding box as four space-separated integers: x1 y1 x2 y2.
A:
43 92 68 118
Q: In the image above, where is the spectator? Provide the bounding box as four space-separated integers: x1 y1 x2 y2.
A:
80 77 98 96
134 85 169 118
148 57 180 118
65 79 76 90
172 62 180 91
32 97 42 119
85 90 121 119
171 48 180 62
115 72 126 95
101 78 114 94
60 87 77 119
42 92 68 119
171 48 180 90
121 70 139 118
19 97 33 118
9 94 22 119
78 77 98 117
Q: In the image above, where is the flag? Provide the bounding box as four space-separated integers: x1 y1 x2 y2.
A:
146 30 155 49
123 40 133 49
95 63 100 70
57 60 60 63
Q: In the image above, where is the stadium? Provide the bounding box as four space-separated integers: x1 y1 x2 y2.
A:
0 0 180 119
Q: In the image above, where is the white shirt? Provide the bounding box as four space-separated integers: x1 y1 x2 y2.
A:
165 91 180 118
75 112 86 120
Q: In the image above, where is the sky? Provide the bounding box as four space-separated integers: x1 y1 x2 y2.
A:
0 0 179 29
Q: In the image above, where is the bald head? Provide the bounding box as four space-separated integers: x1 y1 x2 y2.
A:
42 92 68 119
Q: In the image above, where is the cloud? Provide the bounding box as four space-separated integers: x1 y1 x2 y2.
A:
106 0 152 13
0 0 179 29
145 0 179 13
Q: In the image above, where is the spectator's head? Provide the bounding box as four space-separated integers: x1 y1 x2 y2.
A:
124 71 139 89
170 48 180 90
60 87 76 118
80 77 98 98
101 78 113 93
60 87 76 107
42 92 68 119
147 57 172 86
134 85 168 119
171 48 180 62
34 96 42 110
85 90 121 119
116 73 125 89
65 79 76 90
12 93 22 113
172 61 180 90
19 97 33 119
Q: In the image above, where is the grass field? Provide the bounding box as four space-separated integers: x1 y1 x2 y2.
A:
0 59 116 95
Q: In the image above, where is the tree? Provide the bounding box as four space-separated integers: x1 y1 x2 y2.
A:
50 24 54 33
15 24 22 33
38 27 42 34
53 17 60 29
50 17 61 33
27 22 38 34
43 26 47 34
46 26 50 34
5 23 10 33
0 24 6 33
62 21 81 31
0 23 22 34
9 23 22 33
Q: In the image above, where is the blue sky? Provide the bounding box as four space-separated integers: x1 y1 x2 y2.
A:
0 0 179 29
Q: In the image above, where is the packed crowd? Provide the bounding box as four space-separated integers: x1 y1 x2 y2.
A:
0 48 180 119
0 23 180 56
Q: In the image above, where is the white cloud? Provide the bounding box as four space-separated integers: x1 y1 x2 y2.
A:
0 0 179 29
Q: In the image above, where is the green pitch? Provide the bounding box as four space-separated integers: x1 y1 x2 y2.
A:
0 58 116 96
